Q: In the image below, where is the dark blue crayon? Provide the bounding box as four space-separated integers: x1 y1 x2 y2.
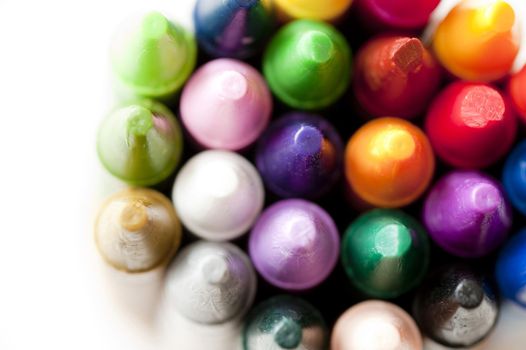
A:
496 228 526 308
503 140 526 216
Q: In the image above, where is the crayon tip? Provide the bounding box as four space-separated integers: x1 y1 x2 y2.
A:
392 38 424 74
274 318 302 349
217 70 249 100
472 183 500 213
454 279 484 309
375 224 412 257
126 106 154 137
201 160 240 198
120 200 149 232
370 128 416 161
473 0 515 33
298 30 335 64
141 11 170 39
201 255 230 285
293 125 324 154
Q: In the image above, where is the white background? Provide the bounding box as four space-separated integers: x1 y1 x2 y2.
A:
0 0 525 349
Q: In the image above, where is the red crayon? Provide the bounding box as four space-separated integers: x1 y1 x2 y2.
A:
425 81 517 169
353 36 441 119
508 65 526 122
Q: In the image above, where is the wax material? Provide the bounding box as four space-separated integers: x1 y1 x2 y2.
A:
272 0 352 23
353 0 440 33
432 0 520 82
423 170 512 258
97 100 183 186
496 228 526 308
94 188 182 273
331 300 423 350
263 19 352 110
180 59 272 151
341 209 430 298
425 81 517 169
111 12 196 98
243 295 328 350
344 117 435 208
413 265 499 348
249 199 340 291
194 0 275 58
353 36 441 119
172 150 264 241
256 112 343 199
165 241 257 324
503 140 526 216
508 65 526 121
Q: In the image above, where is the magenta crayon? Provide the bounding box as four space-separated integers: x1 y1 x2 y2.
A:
249 199 340 291
423 170 512 258
256 112 343 198
180 59 272 151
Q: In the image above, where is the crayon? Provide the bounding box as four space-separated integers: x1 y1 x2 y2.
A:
272 0 352 23
180 58 272 151
331 300 423 350
353 35 441 119
243 295 328 350
255 112 343 198
431 0 520 82
172 150 264 241
94 188 182 273
344 117 435 208
263 19 352 110
496 228 526 308
508 64 526 121
353 0 440 33
423 170 512 258
164 241 257 324
413 264 499 348
425 81 517 169
341 209 430 298
111 12 196 98
97 100 183 186
503 140 526 215
193 0 275 59
249 199 340 291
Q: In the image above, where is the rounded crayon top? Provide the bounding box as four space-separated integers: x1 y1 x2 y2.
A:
97 100 183 186
503 140 526 216
353 35 442 119
165 241 257 324
111 11 197 98
172 150 264 241
249 199 340 291
263 19 352 110
94 188 182 273
508 64 526 121
425 81 517 169
180 58 272 151
331 300 423 350
256 112 343 199
193 0 275 59
496 228 526 308
243 295 328 350
432 0 521 82
344 117 435 208
273 0 352 23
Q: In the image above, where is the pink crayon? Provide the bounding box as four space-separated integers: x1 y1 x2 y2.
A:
180 58 272 151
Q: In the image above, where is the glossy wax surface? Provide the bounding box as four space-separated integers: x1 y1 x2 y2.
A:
194 0 275 58
341 209 430 298
165 241 257 324
503 140 526 216
331 300 423 350
172 150 264 241
508 65 526 121
432 0 520 82
249 199 340 291
353 0 440 32
111 11 196 98
353 36 441 119
263 19 352 110
256 112 343 199
496 228 526 308
423 170 512 258
413 265 499 348
344 117 435 208
273 0 352 22
94 188 182 273
425 81 517 169
97 100 183 186
180 58 272 151
243 295 328 350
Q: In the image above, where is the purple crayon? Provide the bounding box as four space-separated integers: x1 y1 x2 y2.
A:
180 59 272 151
256 112 343 199
249 199 340 291
423 170 512 258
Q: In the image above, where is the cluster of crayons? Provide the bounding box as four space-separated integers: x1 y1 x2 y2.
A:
94 0 526 349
